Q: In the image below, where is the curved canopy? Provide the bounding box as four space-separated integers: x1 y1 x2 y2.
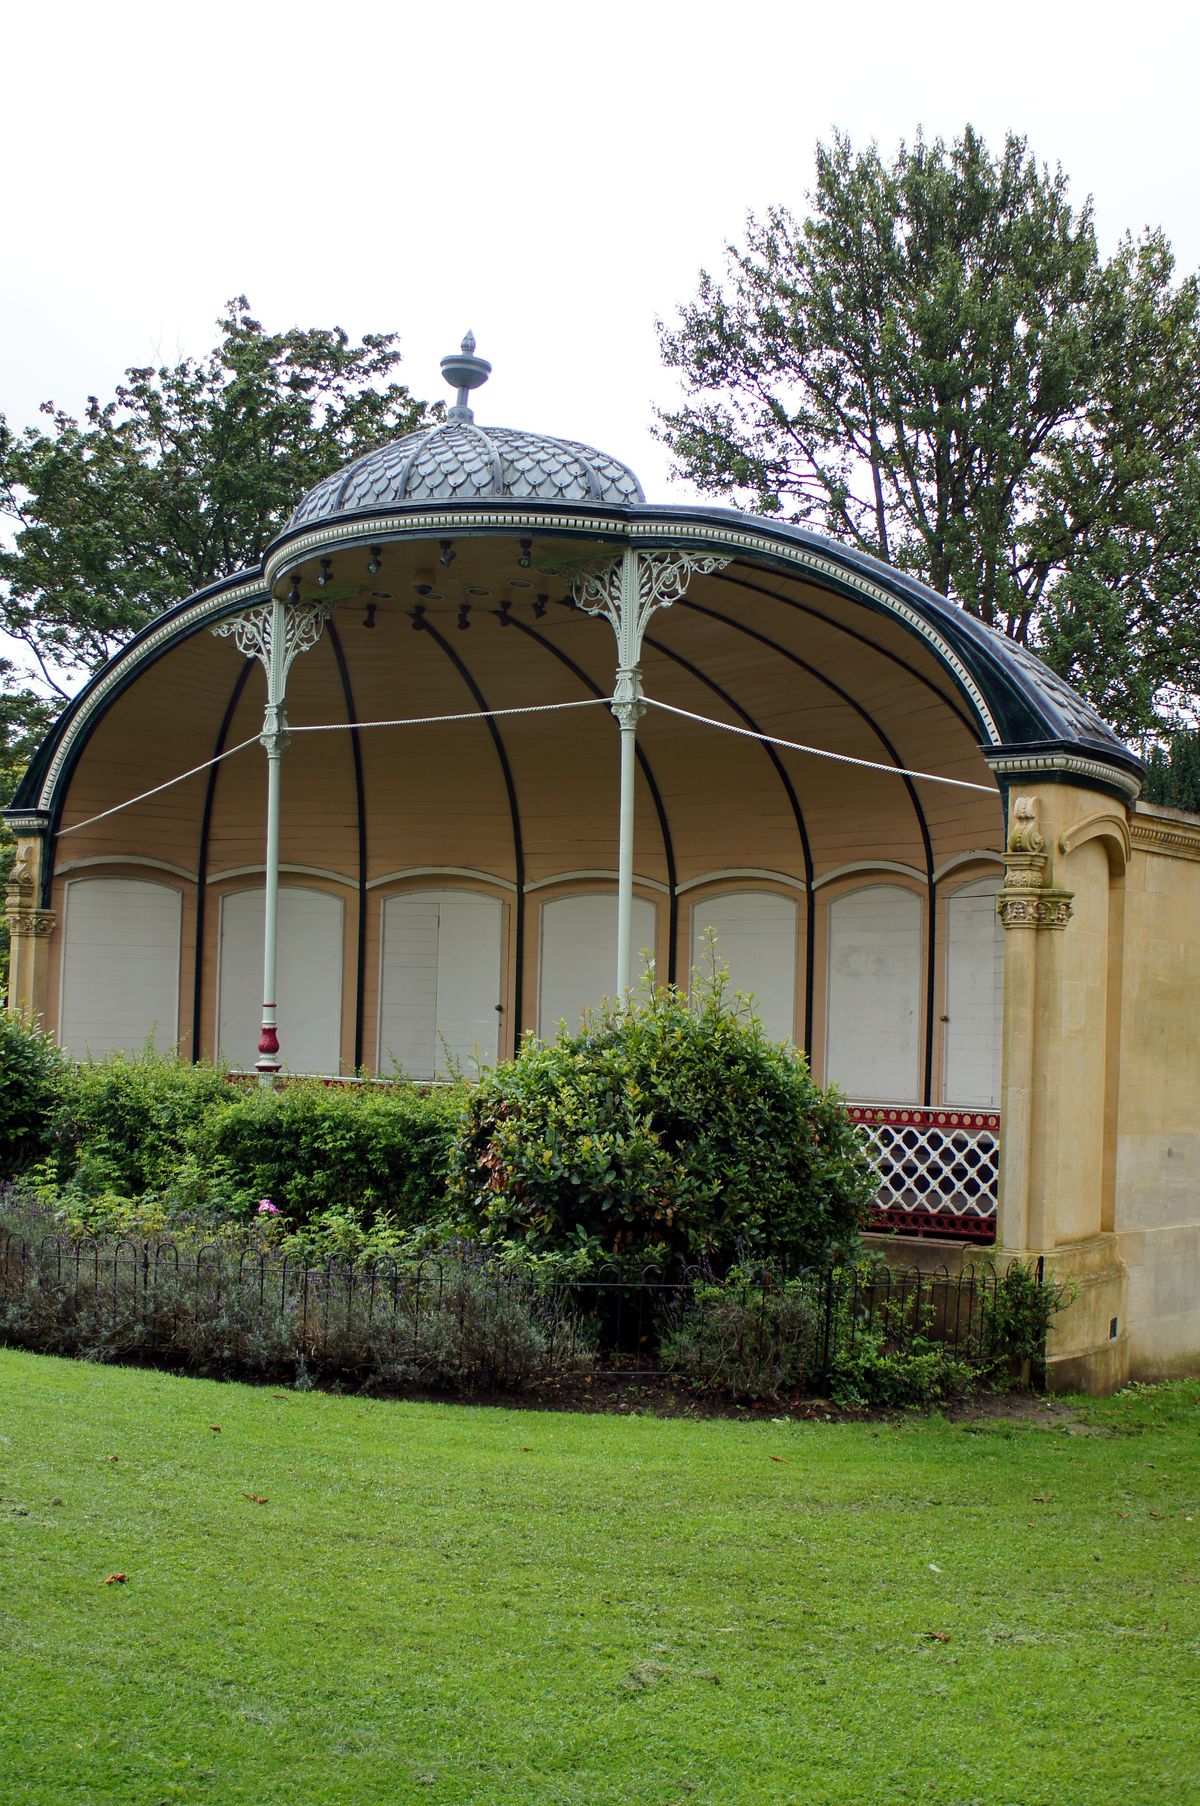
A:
8 496 1140 837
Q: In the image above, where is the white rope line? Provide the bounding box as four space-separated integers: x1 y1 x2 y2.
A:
55 700 613 837
288 697 612 734
57 736 263 836
56 688 994 838
641 697 996 794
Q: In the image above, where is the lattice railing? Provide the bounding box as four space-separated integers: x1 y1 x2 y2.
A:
849 1105 999 1243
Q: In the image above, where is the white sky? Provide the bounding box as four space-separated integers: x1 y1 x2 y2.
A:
3 0 1198 640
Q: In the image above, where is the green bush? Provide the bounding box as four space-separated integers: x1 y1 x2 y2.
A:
990 1259 1069 1370
661 1268 821 1398
46 1050 232 1200
827 1323 975 1409
29 1053 464 1234
658 1259 1069 1406
182 1078 466 1228
450 972 875 1271
0 1013 65 1179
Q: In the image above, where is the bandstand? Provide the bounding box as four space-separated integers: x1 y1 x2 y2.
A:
7 335 1199 1390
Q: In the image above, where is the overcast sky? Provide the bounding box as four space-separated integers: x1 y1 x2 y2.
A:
4 0 1198 555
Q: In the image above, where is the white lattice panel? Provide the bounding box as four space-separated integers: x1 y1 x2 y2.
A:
849 1105 999 1240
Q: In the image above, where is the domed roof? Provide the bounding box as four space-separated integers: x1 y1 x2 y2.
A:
288 333 644 529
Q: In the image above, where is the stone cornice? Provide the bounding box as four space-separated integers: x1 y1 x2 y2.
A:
1130 813 1200 865
0 811 50 836
986 749 1141 801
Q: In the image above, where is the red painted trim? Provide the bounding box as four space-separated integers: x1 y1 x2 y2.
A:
871 1204 996 1243
848 1104 1000 1133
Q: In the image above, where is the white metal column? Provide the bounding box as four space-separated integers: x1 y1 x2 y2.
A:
212 584 332 1080
572 545 729 995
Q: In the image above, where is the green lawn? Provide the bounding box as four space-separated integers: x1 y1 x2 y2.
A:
1 1352 1197 1806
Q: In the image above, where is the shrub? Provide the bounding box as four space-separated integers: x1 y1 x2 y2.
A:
826 1322 975 1409
0 1013 65 1179
32 1060 464 1234
990 1259 1070 1370
661 1268 821 1398
46 1051 232 1200
450 971 875 1271
183 1080 465 1228
659 1259 1068 1405
0 1225 591 1393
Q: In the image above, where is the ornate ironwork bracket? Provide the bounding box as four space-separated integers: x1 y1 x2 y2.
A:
570 547 731 995
211 597 333 754
997 796 1074 930
571 548 731 725
211 597 332 682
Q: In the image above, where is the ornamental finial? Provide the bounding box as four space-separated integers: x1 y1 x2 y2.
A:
440 330 491 422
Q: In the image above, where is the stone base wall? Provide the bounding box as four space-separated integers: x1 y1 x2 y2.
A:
1114 804 1200 1383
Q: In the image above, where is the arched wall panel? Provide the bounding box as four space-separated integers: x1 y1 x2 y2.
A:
60 877 182 1058
378 889 504 1080
689 891 798 1044
943 876 1005 1107
539 893 656 1037
826 884 922 1102
217 886 343 1073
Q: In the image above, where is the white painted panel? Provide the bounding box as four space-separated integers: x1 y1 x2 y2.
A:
539 893 656 1037
943 877 1004 1106
379 890 503 1080
60 878 182 1058
218 887 343 1073
690 891 798 1042
826 884 921 1101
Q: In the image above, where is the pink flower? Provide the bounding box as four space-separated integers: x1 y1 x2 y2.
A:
257 1198 280 1216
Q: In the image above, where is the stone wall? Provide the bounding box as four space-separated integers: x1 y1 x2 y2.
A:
1114 802 1200 1376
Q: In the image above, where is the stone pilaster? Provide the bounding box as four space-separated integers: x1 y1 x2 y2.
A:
4 837 56 1020
994 784 1130 1392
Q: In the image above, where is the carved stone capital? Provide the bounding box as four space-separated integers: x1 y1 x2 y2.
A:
999 851 1047 893
997 795 1073 928
996 889 1073 931
1034 892 1075 930
6 908 57 939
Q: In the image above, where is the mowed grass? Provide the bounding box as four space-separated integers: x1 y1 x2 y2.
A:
1 1353 1197 1806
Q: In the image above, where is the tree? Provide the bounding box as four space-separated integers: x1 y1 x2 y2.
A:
0 674 57 992
656 128 1200 736
1141 727 1200 813
0 298 436 695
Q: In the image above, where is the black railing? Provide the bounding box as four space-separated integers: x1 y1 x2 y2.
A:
0 1229 1031 1396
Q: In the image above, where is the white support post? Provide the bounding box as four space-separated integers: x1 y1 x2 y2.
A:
211 586 332 1081
613 549 644 997
257 595 289 1081
572 545 730 999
